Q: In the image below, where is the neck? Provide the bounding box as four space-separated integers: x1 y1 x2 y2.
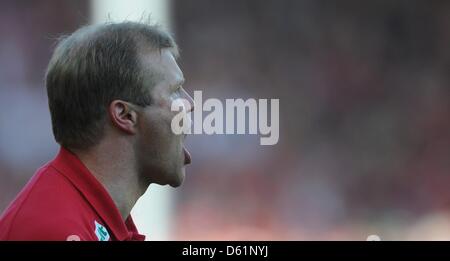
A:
73 140 147 220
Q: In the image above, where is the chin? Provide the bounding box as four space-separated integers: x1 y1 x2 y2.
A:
168 168 185 187
168 179 183 188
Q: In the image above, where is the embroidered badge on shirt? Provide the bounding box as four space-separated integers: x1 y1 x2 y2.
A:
94 220 110 241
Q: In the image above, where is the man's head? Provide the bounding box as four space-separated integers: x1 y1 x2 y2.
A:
46 22 193 187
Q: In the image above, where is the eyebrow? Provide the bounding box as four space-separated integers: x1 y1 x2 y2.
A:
170 47 180 60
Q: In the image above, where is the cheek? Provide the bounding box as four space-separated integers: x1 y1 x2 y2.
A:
138 97 183 152
155 97 181 123
157 99 170 108
140 108 178 149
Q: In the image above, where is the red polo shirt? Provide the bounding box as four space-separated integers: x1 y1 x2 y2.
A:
0 147 145 241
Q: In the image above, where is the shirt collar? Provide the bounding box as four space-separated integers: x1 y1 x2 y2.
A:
51 146 145 241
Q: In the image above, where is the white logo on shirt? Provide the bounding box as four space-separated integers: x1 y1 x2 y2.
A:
94 220 110 241
66 235 81 241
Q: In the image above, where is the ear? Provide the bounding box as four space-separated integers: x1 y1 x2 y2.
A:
108 100 138 135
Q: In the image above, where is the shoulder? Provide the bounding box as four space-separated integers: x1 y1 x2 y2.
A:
2 216 95 241
0 164 97 241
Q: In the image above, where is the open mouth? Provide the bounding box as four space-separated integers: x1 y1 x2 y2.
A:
183 146 191 165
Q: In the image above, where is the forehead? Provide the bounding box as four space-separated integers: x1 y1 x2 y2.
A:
140 48 184 86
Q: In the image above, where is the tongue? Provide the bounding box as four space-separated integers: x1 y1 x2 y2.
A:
183 147 192 165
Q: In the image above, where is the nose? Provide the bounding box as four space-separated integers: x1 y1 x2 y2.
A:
181 87 195 113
